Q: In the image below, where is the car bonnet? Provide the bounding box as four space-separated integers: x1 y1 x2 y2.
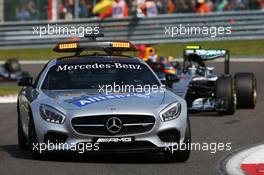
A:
42 90 165 113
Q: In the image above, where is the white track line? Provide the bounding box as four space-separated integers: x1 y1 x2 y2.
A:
225 144 264 175
0 95 17 104
0 60 48 64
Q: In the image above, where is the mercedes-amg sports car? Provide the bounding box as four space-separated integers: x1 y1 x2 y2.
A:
17 38 190 162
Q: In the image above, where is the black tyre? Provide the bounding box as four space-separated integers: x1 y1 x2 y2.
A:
28 116 42 159
216 75 236 115
163 117 191 162
235 73 257 109
4 59 21 73
17 115 28 150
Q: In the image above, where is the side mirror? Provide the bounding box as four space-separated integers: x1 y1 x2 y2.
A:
18 77 33 87
171 61 181 69
166 74 180 82
165 74 180 87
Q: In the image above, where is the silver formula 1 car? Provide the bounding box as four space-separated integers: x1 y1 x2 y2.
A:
17 38 190 162
171 46 257 115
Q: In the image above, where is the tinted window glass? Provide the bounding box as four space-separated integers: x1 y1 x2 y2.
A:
41 62 160 90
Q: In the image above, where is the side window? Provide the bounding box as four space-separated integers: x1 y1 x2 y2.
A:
33 61 50 88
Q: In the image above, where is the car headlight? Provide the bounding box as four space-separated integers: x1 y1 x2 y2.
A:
39 104 66 124
160 102 181 122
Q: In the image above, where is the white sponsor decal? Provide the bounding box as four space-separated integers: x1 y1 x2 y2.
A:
96 137 132 143
56 63 142 72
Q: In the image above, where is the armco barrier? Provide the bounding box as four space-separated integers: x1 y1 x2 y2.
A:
0 10 264 49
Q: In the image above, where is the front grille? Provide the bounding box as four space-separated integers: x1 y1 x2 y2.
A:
72 115 155 136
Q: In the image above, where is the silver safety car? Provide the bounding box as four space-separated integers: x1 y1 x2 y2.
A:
17 38 191 162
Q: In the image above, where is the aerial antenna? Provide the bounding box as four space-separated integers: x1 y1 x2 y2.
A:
84 33 105 41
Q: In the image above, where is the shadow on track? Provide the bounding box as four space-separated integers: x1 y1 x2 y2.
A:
189 112 225 118
0 144 187 164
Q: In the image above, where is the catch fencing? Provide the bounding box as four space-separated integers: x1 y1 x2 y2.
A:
0 10 264 48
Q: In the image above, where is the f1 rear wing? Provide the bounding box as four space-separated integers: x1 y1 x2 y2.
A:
183 47 230 74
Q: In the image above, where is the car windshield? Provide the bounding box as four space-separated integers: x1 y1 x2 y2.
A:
41 62 160 90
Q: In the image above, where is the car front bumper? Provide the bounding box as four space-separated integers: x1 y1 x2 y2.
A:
31 106 188 153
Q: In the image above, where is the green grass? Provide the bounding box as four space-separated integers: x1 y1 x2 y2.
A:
0 86 21 96
0 48 70 61
0 40 263 60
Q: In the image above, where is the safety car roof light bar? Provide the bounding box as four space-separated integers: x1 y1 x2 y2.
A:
53 40 137 55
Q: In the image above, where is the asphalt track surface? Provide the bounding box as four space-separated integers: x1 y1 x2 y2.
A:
0 62 263 175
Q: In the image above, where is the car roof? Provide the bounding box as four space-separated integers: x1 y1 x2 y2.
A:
55 54 143 65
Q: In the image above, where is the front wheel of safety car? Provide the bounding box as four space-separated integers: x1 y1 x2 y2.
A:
216 75 236 115
163 117 191 162
28 116 43 159
17 115 28 150
235 73 257 109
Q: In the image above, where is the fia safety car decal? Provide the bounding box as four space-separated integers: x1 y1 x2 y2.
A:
72 93 150 107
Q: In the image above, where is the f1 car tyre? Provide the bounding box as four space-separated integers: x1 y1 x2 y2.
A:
163 117 191 162
216 75 236 115
17 113 28 150
5 59 21 73
234 73 257 109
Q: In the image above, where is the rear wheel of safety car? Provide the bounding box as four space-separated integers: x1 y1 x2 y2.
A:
235 73 257 109
216 75 236 115
163 117 191 162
